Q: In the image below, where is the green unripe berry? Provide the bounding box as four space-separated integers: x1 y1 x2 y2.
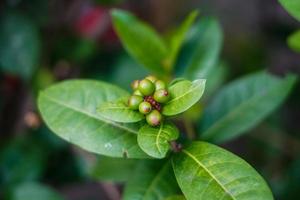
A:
145 75 157 83
128 95 143 110
133 90 143 96
139 102 152 114
155 80 166 90
131 80 140 90
154 89 170 103
138 79 155 96
146 110 162 126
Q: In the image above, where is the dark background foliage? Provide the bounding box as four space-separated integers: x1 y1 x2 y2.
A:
0 0 299 199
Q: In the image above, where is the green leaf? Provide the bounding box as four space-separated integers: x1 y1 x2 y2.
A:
278 0 300 21
11 182 64 200
166 10 198 70
138 122 179 158
123 160 180 200
173 142 274 200
287 30 300 53
38 80 149 158
98 98 144 123
200 71 297 143
90 156 137 182
181 17 223 79
203 62 228 99
111 9 168 75
168 77 186 87
0 12 40 80
163 79 206 116
164 195 186 200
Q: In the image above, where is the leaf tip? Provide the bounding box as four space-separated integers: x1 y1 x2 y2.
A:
110 8 131 21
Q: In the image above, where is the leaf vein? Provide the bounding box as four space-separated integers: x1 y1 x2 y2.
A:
182 149 236 200
42 92 138 135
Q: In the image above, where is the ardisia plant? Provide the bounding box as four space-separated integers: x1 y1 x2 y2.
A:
98 75 205 158
38 9 297 200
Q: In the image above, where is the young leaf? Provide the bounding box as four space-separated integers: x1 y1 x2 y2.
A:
172 142 274 200
98 99 144 123
287 30 300 53
0 12 40 80
163 79 206 116
11 182 64 200
38 80 149 158
180 17 223 79
166 10 199 69
123 160 180 200
200 71 297 143
138 122 179 158
278 0 300 21
111 9 168 75
90 156 137 182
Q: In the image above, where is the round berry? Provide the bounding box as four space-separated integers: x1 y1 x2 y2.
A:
139 102 152 114
128 95 143 110
155 80 166 90
145 75 157 83
133 90 143 96
153 89 170 103
146 110 162 126
131 80 140 90
138 79 155 96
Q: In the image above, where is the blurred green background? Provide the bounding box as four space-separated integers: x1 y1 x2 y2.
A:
0 0 299 199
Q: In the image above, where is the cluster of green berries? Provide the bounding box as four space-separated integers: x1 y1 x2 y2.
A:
128 76 170 126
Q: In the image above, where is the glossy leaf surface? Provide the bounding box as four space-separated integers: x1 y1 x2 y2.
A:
98 99 144 123
173 142 274 200
200 71 297 143
163 79 206 116
111 9 168 75
138 122 179 158
38 80 148 158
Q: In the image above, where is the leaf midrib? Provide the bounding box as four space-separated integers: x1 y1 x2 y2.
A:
182 149 236 200
156 123 164 155
41 92 138 135
167 81 199 104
